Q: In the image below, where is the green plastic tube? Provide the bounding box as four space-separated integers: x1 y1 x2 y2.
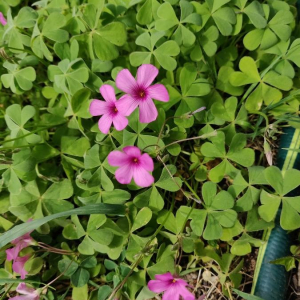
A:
252 127 300 300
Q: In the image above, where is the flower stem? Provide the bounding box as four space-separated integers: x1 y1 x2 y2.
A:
107 197 176 300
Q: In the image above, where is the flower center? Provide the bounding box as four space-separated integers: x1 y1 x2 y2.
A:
110 105 118 115
139 91 145 97
172 279 176 283
133 158 139 163
135 87 147 100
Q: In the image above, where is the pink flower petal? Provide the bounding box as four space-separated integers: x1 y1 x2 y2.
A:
100 85 116 103
116 69 137 94
176 279 189 286
139 98 158 123
0 13 7 26
155 272 174 281
12 233 33 245
140 153 154 171
11 283 40 300
178 286 195 300
13 256 29 279
113 114 128 131
162 286 180 300
147 84 169 102
137 64 158 88
115 165 134 185
117 94 139 116
148 280 171 293
98 114 113 134
108 151 129 167
123 146 141 157
133 167 154 187
9 296 34 300
89 100 108 116
6 248 18 261
16 283 36 295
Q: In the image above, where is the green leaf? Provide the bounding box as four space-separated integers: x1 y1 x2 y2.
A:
98 285 113 300
203 214 222 240
137 0 160 25
71 268 90 287
282 169 300 195
233 289 264 300
63 215 86 240
244 1 267 29
263 71 293 91
72 88 91 119
206 0 231 13
72 285 88 300
231 233 264 255
131 207 153 232
281 197 300 230
230 56 260 86
155 165 182 191
1 63 36 94
88 228 114 245
264 166 283 195
43 179 73 200
216 66 244 96
213 7 236 36
4 104 41 146
147 256 175 278
61 136 90 157
258 190 281 222
42 13 69 42
0 204 125 248
133 186 164 211
201 132 226 158
85 22 127 61
154 41 180 71
25 257 43 275
155 2 178 31
271 256 296 271
58 259 79 277
243 29 264 51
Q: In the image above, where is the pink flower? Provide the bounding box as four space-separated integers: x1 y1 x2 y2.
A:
6 232 34 261
116 64 169 123
13 255 30 279
108 146 154 187
148 272 195 300
0 12 7 26
10 283 40 300
89 85 128 134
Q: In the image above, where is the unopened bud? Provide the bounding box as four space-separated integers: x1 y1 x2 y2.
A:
183 107 206 119
264 139 272 166
191 106 206 115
